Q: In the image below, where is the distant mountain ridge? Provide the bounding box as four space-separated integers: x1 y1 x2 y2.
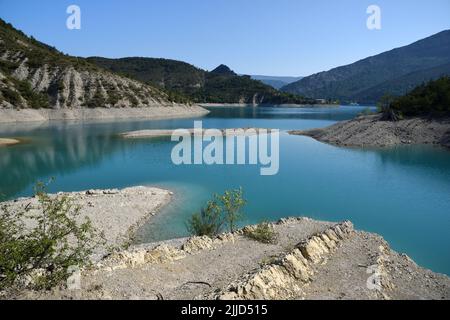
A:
248 75 303 89
88 57 314 105
282 30 450 103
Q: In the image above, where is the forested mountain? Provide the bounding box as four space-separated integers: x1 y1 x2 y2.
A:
88 57 314 105
388 76 450 117
282 30 450 104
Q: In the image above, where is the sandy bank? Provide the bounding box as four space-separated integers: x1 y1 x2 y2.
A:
290 114 450 148
120 128 272 139
0 105 209 124
0 138 21 147
4 187 172 259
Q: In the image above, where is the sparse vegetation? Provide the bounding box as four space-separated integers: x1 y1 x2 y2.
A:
1 87 21 106
377 94 401 121
244 221 277 244
186 201 224 238
217 188 246 233
0 182 104 292
187 188 247 237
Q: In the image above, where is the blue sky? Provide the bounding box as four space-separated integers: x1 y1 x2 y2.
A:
1 0 449 76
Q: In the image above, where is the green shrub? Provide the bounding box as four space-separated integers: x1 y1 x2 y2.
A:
244 221 277 244
377 94 401 121
1 87 21 106
87 88 106 108
186 200 224 237
11 78 49 109
390 77 450 117
217 187 246 233
377 77 450 119
0 60 19 74
0 183 104 291
187 188 247 237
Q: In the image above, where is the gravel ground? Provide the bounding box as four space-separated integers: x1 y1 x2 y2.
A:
3 186 172 260
15 217 450 300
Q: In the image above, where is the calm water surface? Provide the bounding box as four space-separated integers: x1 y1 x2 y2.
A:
0 106 449 275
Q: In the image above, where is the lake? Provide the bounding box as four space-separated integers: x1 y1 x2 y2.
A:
0 105 449 275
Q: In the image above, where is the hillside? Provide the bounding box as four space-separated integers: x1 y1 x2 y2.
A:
88 57 314 105
282 30 450 103
290 78 450 148
0 19 196 111
86 56 205 99
353 62 450 103
389 76 450 117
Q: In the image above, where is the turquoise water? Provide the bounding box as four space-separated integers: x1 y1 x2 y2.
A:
0 106 449 275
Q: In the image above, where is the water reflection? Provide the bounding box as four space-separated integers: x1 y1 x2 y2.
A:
0 125 126 199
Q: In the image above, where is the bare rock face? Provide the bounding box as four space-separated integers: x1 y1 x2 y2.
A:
182 234 236 253
98 232 237 272
145 244 187 264
217 221 354 300
98 244 187 271
290 115 450 148
0 23 195 111
1 57 169 109
182 236 215 253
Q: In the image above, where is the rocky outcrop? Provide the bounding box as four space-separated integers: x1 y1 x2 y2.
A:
97 244 187 272
183 234 235 253
217 221 354 300
94 233 237 273
290 114 450 148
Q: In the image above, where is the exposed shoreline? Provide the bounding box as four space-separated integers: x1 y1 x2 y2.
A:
0 105 209 124
289 114 450 149
0 138 21 147
3 187 449 300
120 128 271 139
3 187 172 260
199 103 338 108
